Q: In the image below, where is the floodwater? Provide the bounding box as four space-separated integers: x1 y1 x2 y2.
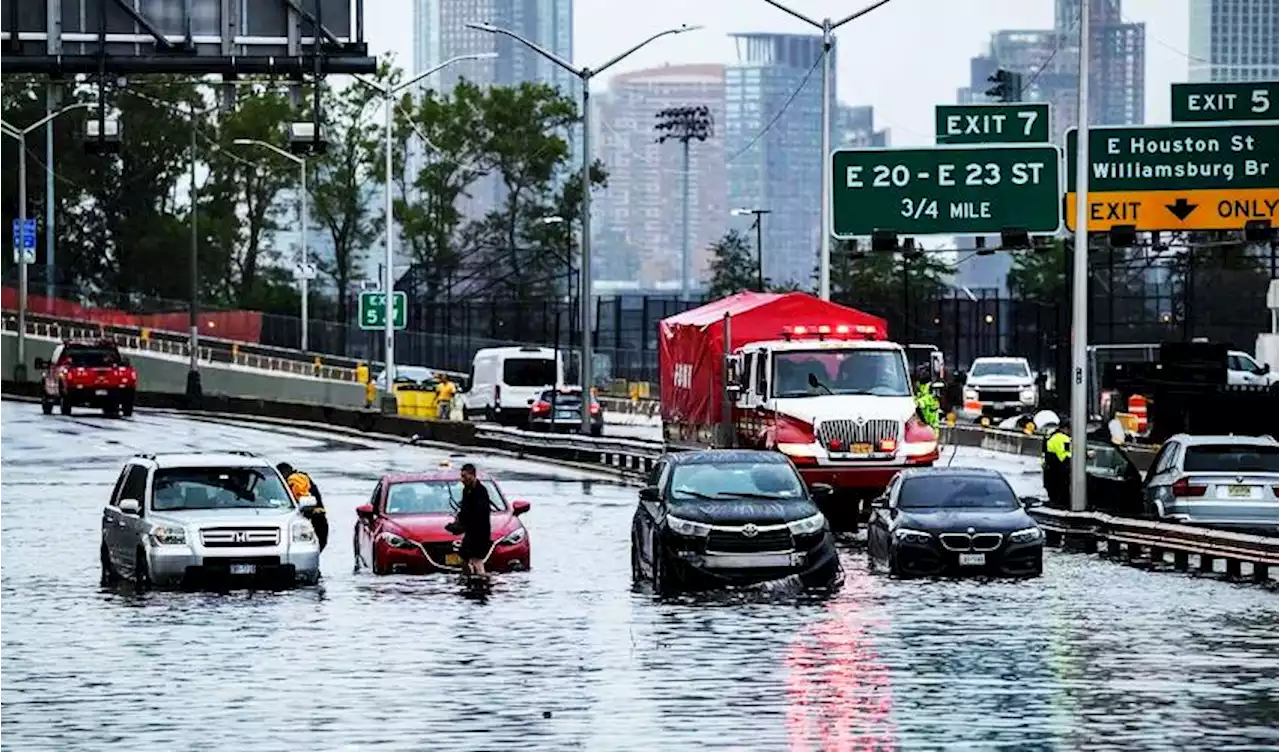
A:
2 402 1276 751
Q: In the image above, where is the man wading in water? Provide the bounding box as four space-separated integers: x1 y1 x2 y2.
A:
447 463 492 576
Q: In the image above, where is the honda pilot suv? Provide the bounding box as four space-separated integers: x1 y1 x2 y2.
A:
100 452 322 589
36 339 137 417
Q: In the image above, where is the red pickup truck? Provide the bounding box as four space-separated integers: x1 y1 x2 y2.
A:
36 339 138 417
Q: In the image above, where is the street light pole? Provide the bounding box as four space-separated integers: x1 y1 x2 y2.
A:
1069 0 1092 512
355 53 497 406
1 101 93 381
760 0 893 301
731 208 771 292
538 215 569 384
467 21 701 434
232 138 311 351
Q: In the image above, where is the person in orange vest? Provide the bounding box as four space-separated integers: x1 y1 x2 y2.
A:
278 462 329 551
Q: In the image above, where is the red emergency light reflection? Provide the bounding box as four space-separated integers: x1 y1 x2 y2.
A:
781 324 882 341
785 571 896 750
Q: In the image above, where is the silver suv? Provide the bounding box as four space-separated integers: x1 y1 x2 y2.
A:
100 452 322 588
1143 434 1279 536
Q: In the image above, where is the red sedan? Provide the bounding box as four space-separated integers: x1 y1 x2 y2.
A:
354 472 531 575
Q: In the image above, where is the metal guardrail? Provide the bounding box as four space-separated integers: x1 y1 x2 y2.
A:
472 425 663 479
1030 506 1277 582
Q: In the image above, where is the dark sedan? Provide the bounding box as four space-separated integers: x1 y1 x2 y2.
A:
630 449 842 593
528 387 604 436
867 468 1044 578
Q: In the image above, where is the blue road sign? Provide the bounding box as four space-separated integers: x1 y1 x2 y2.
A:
22 219 36 250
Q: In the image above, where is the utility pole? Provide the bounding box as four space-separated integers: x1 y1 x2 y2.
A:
731 207 771 291
655 105 714 301
761 0 894 301
188 109 201 401
1069 0 1092 512
468 21 700 434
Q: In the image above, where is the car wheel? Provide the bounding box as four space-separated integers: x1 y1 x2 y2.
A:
100 542 120 585
133 548 151 592
59 390 72 416
630 538 644 582
121 395 135 417
650 530 670 595
887 548 905 578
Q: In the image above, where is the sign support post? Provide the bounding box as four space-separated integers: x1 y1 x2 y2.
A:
1069 0 1091 513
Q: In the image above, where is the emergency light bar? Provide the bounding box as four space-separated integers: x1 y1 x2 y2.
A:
780 324 881 341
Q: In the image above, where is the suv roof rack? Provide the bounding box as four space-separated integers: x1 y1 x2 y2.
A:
132 453 156 460
225 450 259 457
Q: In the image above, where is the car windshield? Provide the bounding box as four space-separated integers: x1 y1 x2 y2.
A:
898 475 1019 510
773 349 910 398
61 348 119 367
970 361 1030 378
1183 445 1278 473
384 480 506 514
670 462 806 500
152 467 294 512
504 358 556 387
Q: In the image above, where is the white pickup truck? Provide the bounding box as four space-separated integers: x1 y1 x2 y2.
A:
961 356 1039 421
1227 349 1278 388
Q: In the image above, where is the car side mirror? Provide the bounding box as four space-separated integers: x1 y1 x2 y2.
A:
639 486 661 502
512 500 531 516
1257 363 1270 375
809 482 834 499
34 357 48 370
355 503 375 519
119 498 141 515
1021 496 1042 508
870 497 888 509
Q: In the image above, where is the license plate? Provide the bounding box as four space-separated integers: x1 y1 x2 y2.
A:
229 564 256 575
851 443 872 455
445 553 462 566
958 553 986 566
1228 485 1252 498
95 389 108 396
556 412 577 420
703 553 795 569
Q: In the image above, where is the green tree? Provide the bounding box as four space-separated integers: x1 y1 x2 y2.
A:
829 239 953 308
1007 239 1067 302
309 79 381 338
707 229 758 298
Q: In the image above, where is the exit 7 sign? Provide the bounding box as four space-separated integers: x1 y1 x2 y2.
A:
358 291 407 330
935 103 1051 145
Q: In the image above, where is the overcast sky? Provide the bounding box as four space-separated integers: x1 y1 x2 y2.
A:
364 0 1191 146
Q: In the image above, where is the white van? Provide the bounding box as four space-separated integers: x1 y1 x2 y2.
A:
463 346 564 426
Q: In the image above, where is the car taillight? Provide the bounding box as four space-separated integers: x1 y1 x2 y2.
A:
532 400 550 414
1171 478 1206 497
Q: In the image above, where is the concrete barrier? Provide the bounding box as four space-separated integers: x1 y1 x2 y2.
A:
1 331 367 408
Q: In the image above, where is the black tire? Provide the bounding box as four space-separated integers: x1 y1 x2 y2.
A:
121 393 135 417
59 390 71 416
887 548 905 578
100 542 120 585
630 537 644 583
650 530 670 595
133 548 151 592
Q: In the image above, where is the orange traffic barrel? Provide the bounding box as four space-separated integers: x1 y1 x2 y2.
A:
1127 394 1148 433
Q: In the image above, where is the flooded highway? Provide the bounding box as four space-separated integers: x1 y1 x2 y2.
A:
2 400 1277 751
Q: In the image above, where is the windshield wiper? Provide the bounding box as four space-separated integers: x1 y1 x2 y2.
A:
674 490 719 500
714 491 787 500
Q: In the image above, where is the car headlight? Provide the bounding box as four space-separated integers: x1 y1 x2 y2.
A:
964 388 978 401
291 520 316 543
378 531 417 549
150 525 186 546
1009 526 1043 543
787 513 827 536
498 527 526 546
893 528 931 544
1020 388 1036 403
665 514 711 537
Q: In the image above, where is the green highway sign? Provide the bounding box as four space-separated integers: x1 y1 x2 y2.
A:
358 291 407 330
935 103 1050 144
1064 123 1279 232
830 144 1062 237
1171 81 1278 122
1065 122 1278 191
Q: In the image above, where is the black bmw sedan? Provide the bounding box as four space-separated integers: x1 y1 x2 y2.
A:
630 450 843 593
867 467 1044 578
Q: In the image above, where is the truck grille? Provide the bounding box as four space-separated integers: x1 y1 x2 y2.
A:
707 526 793 553
816 419 899 449
938 532 1003 552
200 527 281 547
976 388 1021 403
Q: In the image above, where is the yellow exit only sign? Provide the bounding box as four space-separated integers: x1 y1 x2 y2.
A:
1064 188 1279 232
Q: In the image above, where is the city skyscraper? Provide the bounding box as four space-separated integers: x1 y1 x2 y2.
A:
594 64 727 290
411 0 577 222
724 33 833 288
1188 0 1280 83
835 105 889 148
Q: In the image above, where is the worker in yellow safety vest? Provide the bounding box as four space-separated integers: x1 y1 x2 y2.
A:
1041 426 1071 509
435 374 456 420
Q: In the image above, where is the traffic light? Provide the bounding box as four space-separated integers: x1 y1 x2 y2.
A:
985 69 1023 103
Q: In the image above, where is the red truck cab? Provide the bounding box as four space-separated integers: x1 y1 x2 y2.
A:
36 339 137 417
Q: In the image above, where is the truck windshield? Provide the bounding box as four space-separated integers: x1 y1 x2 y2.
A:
504 358 556 387
970 361 1030 378
773 349 910 398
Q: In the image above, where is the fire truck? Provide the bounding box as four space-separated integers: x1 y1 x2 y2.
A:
659 292 939 524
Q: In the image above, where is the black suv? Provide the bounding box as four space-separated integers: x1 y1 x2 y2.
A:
630 449 842 593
